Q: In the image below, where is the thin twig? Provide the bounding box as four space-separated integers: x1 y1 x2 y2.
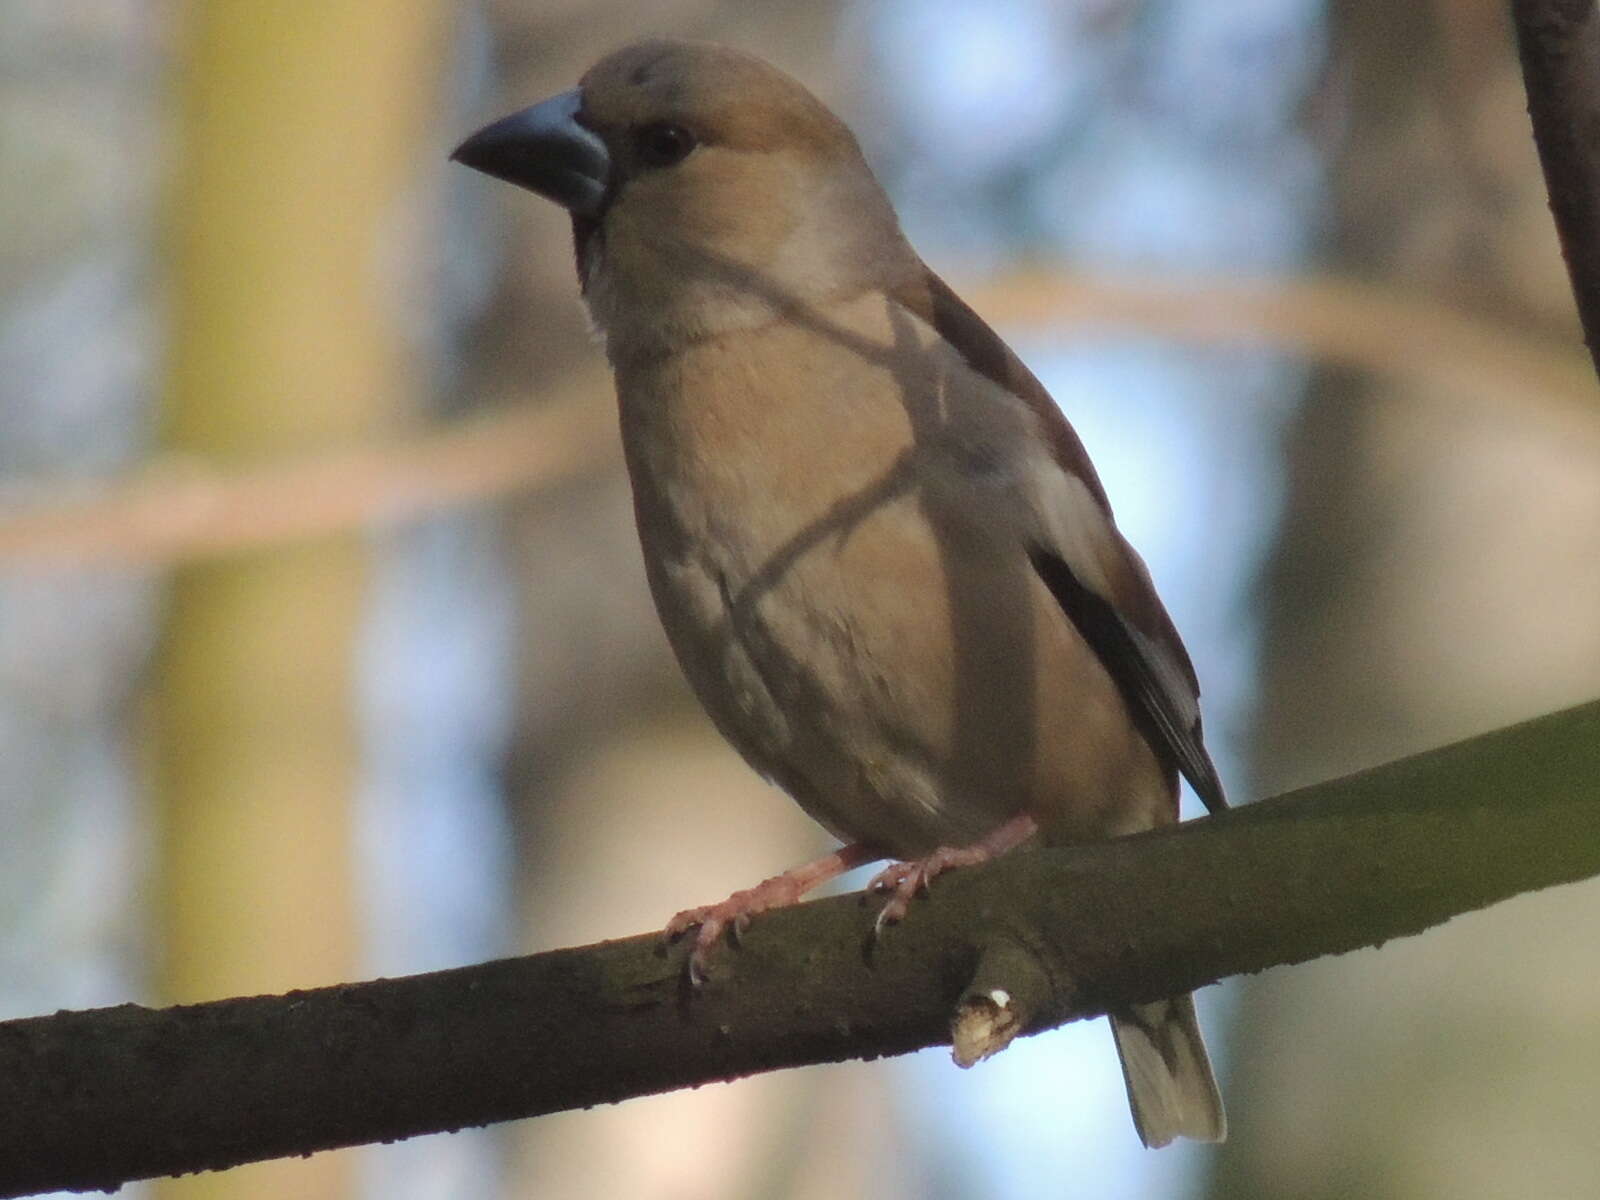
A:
0 377 614 565
978 271 1597 416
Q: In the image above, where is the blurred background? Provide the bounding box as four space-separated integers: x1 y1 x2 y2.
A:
3 1 1599 1198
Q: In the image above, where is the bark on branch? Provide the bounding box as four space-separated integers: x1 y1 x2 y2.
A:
1 700 1598 1197
1513 0 1600 379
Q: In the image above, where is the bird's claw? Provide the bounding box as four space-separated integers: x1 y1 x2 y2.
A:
864 861 917 932
664 873 811 986
662 906 722 987
866 844 995 936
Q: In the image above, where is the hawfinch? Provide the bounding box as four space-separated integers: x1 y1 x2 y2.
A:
453 38 1227 1147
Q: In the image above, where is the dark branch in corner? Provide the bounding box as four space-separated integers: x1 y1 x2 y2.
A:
1 700 1598 1198
1513 0 1600 378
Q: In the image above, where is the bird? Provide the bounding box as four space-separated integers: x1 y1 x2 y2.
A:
452 38 1228 1148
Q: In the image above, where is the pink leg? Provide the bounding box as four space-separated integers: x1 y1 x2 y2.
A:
867 811 1040 931
666 841 881 985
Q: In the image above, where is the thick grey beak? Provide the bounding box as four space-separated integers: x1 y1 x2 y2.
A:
450 90 610 217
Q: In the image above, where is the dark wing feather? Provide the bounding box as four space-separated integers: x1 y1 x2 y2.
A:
1029 547 1227 813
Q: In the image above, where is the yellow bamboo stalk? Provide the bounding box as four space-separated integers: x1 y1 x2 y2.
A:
154 5 445 1199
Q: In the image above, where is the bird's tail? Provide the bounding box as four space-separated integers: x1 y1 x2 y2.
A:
1109 992 1226 1148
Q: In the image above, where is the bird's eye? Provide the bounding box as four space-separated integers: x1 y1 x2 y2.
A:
634 122 697 168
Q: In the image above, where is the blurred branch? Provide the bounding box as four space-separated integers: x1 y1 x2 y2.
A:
0 274 1592 567
2 699 1598 1196
975 272 1599 419
1513 0 1600 382
0 377 612 564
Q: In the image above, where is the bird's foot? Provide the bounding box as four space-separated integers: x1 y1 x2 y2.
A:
866 812 1042 933
867 845 993 931
665 877 800 987
665 842 878 986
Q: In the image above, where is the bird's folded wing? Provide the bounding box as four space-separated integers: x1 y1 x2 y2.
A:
895 268 1227 813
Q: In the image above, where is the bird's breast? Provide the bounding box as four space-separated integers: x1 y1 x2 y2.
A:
611 300 1171 853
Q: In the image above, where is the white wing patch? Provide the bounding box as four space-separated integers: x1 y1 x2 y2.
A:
1028 460 1121 599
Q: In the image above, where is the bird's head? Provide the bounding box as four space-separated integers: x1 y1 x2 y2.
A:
452 39 915 360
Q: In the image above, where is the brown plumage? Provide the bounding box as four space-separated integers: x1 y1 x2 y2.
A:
453 37 1226 1148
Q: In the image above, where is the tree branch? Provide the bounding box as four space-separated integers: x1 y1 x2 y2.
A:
1513 0 1600 379
1 700 1597 1197
0 384 617 566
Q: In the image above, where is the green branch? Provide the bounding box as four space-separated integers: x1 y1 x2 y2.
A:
1 700 1597 1197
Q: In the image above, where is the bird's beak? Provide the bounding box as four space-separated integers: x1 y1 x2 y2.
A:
450 89 610 218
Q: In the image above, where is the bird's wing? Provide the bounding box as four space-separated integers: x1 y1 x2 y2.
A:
894 269 1227 813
